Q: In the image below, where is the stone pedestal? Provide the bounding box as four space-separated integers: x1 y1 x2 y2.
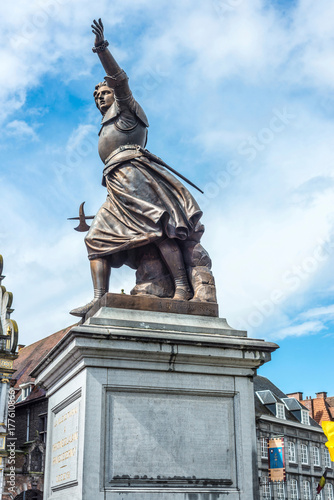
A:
32 297 277 500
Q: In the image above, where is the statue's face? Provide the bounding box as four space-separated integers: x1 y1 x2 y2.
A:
95 86 114 115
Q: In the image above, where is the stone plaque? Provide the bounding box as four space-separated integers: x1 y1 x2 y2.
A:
105 390 235 488
51 396 80 490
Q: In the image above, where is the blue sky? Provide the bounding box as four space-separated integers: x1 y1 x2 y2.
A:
1 0 334 397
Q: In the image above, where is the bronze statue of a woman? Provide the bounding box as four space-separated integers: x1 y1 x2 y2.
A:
70 19 216 317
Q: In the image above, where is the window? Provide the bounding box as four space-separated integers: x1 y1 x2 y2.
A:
303 480 311 500
325 448 332 468
325 483 334 500
20 383 33 401
289 441 297 462
316 491 323 500
276 481 285 499
313 446 321 466
260 437 268 458
301 410 310 425
23 387 31 399
0 437 5 450
39 413 47 444
30 447 43 472
290 478 299 499
276 403 286 419
301 444 309 465
262 476 271 499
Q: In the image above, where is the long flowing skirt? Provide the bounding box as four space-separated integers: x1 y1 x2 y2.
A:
85 157 203 262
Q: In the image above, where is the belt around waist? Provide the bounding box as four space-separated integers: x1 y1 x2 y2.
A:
104 144 146 166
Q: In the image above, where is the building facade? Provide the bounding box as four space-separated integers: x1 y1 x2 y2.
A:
255 376 334 500
2 328 70 499
287 391 334 425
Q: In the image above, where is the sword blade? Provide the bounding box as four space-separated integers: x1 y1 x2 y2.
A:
143 150 204 194
67 216 95 220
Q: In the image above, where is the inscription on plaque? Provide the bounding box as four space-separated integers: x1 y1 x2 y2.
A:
51 398 80 490
105 390 235 487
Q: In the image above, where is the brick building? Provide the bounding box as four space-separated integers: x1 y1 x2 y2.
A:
287 391 334 425
2 327 71 500
255 375 333 500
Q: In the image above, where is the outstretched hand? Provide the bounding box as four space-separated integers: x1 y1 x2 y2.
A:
92 18 104 46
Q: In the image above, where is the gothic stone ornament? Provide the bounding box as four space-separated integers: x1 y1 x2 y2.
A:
0 256 18 354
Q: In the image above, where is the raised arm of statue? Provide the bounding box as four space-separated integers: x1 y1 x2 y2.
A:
91 19 121 76
91 18 131 100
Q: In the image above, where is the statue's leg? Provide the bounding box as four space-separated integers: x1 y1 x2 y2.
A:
70 258 111 317
156 239 192 301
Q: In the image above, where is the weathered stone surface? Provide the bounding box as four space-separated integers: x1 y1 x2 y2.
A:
50 394 80 490
86 305 242 336
189 266 217 302
130 240 217 303
33 307 278 500
85 292 219 321
180 239 217 302
131 245 174 298
106 391 234 486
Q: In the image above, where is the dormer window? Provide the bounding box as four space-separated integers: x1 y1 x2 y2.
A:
23 387 31 399
19 383 33 401
282 397 310 424
301 410 310 425
256 390 287 420
276 403 286 420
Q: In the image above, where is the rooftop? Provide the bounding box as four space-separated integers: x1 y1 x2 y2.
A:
12 325 74 403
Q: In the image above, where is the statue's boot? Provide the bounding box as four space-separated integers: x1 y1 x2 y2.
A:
156 239 192 300
70 258 111 317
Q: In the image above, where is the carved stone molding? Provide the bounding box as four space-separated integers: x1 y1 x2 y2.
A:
0 255 18 354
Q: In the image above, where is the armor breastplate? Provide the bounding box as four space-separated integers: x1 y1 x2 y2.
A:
98 118 147 163
98 98 149 164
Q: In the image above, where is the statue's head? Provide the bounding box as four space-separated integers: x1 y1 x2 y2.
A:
94 81 114 115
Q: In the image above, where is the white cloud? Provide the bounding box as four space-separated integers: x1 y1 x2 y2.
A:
272 320 325 340
0 0 329 126
6 119 38 140
202 154 334 338
66 124 96 152
302 304 334 321
2 0 334 348
290 0 334 88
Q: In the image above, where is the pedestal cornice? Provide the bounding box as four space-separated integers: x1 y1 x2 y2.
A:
32 306 278 393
